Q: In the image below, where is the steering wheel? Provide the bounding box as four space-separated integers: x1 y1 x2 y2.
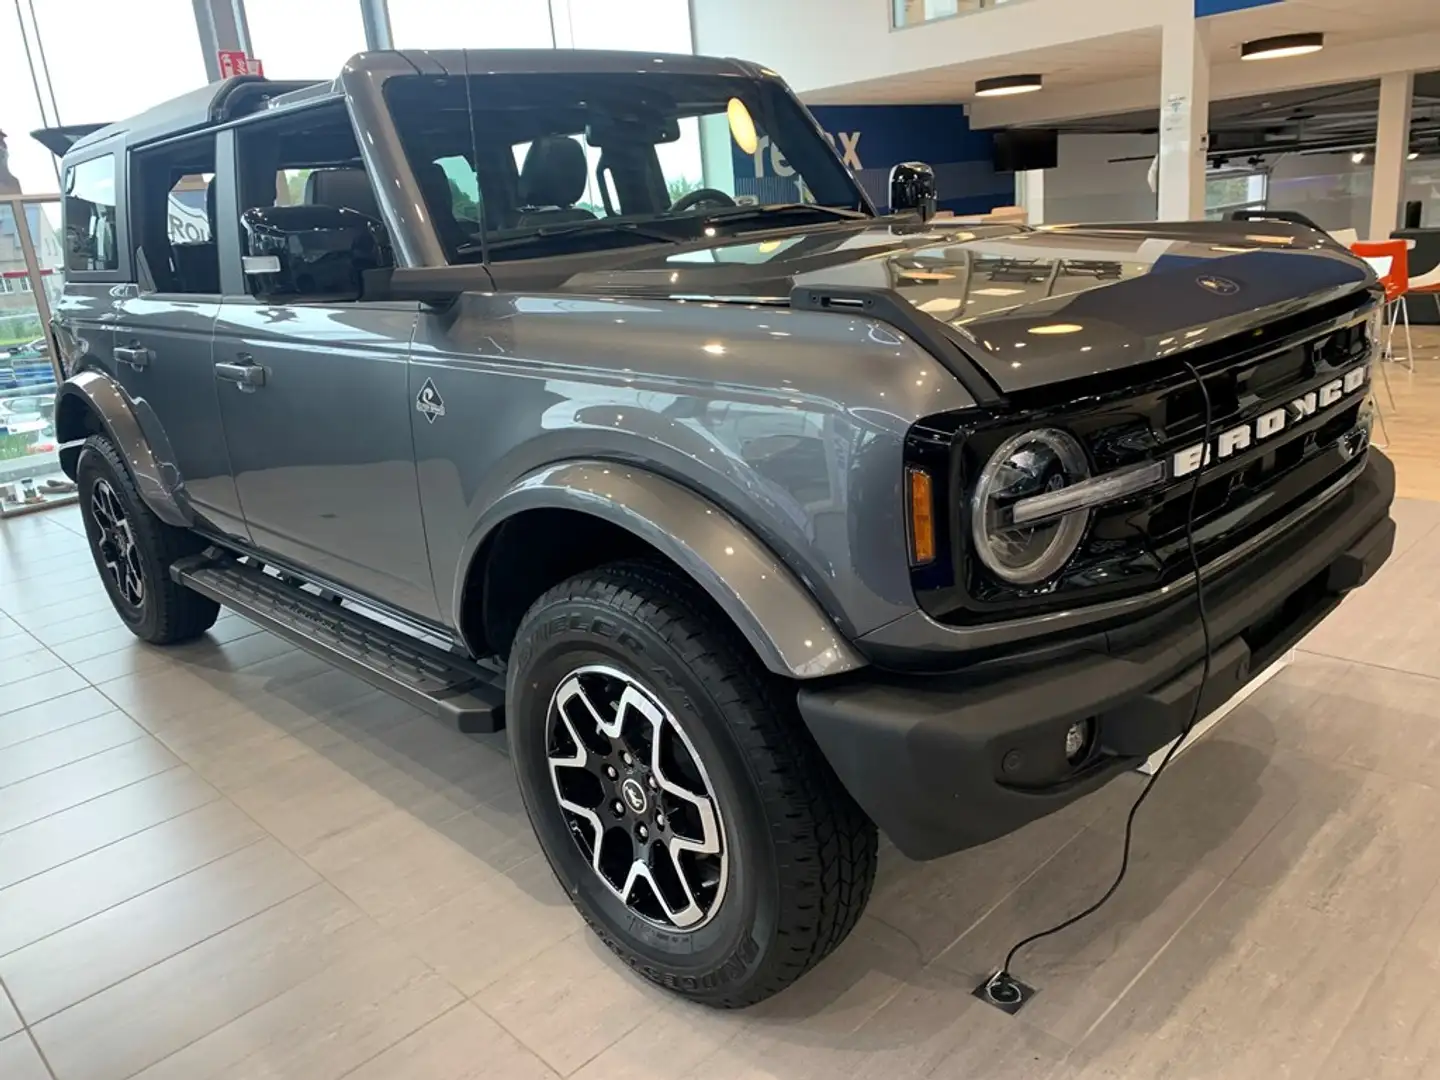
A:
671 188 738 213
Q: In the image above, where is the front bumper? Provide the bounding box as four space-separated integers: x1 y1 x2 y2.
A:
796 451 1395 860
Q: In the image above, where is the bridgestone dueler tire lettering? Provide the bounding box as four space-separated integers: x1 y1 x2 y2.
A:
506 559 877 1007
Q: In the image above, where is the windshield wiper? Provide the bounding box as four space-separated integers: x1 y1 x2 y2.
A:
462 220 684 255
700 203 871 226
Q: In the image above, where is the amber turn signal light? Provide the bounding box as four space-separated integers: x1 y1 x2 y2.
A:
907 467 936 565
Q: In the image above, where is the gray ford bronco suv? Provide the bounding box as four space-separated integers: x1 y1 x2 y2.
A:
43 49 1394 1006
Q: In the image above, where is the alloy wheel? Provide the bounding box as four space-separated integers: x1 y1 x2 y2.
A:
545 664 728 931
89 477 145 608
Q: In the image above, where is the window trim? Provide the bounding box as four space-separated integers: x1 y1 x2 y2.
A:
61 150 126 282
126 131 225 301
222 102 376 303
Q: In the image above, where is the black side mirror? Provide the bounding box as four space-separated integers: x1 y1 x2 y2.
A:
889 162 938 222
240 205 392 302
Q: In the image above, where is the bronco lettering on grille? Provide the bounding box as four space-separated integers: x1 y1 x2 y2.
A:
1171 363 1369 479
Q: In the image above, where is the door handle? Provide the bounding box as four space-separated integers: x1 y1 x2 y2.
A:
113 344 152 371
214 360 266 389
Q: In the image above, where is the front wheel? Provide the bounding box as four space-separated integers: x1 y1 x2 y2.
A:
506 561 877 1008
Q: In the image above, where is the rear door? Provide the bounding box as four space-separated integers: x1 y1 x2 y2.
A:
117 131 247 539
210 104 438 619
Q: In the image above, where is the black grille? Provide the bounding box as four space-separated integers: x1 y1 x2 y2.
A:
910 291 1379 626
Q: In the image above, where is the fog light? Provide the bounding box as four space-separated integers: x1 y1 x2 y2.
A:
1064 719 1094 763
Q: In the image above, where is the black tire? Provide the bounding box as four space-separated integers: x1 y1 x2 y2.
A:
506 560 877 1008
76 434 220 644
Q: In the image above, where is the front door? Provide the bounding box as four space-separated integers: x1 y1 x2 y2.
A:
210 299 437 618
210 103 437 619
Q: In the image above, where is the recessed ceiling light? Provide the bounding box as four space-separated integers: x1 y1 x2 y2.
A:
1351 151 1367 164
976 74 1043 98
1241 33 1324 61
1409 151 1420 161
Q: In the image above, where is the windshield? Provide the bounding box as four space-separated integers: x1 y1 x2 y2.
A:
382 71 871 264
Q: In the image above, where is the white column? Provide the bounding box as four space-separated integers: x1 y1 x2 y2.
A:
1157 12 1210 222
1016 169 1045 225
191 0 248 82
1369 72 1414 241
358 0 393 50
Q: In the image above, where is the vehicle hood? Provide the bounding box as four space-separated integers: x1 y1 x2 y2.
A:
557 219 1375 393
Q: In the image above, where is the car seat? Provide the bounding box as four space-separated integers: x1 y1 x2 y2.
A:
304 168 383 221
514 136 596 228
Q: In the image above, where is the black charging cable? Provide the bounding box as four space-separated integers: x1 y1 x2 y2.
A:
983 358 1217 1006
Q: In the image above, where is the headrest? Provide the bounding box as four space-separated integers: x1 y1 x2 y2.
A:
414 161 453 207
519 136 588 209
304 168 381 221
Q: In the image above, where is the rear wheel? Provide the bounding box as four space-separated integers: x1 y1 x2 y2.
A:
76 435 219 644
507 560 877 1007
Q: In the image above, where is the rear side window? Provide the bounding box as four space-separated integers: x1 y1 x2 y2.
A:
63 155 119 272
129 136 219 295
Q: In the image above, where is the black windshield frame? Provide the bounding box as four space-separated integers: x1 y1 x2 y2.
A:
382 70 872 265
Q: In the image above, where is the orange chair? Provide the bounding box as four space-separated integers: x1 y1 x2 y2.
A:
1351 239 1415 373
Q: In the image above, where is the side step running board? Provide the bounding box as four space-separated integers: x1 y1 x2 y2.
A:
170 553 505 733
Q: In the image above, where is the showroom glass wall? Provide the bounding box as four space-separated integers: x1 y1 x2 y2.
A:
2 2 204 511
893 0 1023 29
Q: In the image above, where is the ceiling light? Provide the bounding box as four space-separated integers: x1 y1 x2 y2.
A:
1352 151 1367 164
1409 152 1420 161
1241 33 1324 61
976 74 1043 98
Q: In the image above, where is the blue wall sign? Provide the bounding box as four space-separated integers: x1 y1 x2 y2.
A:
1195 0 1283 15
731 104 1013 216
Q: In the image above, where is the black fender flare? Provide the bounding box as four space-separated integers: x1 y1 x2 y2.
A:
54 370 189 527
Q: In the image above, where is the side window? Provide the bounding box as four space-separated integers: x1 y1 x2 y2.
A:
63 155 118 272
435 156 481 228
273 168 315 207
129 136 219 295
232 103 379 301
234 106 367 221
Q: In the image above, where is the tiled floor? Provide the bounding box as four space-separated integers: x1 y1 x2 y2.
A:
4 490 1440 1079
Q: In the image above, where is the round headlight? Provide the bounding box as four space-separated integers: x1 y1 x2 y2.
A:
971 428 1091 585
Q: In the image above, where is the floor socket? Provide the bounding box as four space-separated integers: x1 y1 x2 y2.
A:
972 971 1037 1015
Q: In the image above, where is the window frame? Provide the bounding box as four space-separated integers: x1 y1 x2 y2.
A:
126 130 225 300
223 100 376 303
61 150 126 282
380 70 871 266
